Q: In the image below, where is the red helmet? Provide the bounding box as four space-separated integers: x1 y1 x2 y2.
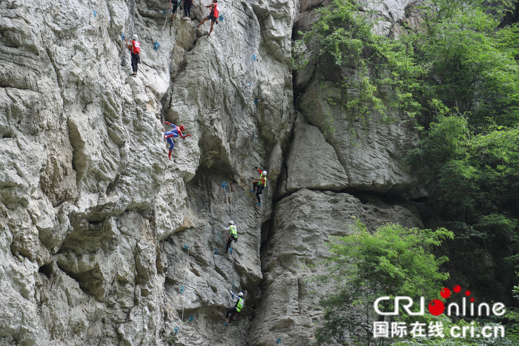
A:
179 125 185 131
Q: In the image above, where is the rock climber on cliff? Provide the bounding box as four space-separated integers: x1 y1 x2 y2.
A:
124 34 140 77
164 121 191 160
251 167 267 206
225 291 244 326
224 220 237 254
183 0 193 19
169 0 181 21
197 0 218 36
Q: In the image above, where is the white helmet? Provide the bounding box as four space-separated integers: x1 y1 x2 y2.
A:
229 220 234 225
238 292 244 297
133 34 138 40
262 171 267 175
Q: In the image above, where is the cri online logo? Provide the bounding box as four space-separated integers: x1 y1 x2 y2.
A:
374 285 506 317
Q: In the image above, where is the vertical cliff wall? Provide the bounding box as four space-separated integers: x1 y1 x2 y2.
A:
0 0 422 345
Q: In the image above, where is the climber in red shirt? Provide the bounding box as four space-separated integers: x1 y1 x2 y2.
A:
125 34 141 76
197 0 219 36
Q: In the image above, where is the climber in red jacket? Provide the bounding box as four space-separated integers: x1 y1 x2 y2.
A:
197 0 219 36
125 34 141 76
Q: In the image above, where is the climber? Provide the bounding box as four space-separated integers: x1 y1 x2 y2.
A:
251 167 267 205
224 220 237 254
183 0 193 19
225 291 244 326
164 121 191 160
197 0 218 36
170 0 181 21
125 34 140 76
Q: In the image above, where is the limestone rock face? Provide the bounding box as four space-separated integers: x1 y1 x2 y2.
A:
0 0 424 345
292 0 420 194
0 0 296 344
249 189 422 345
286 121 348 191
298 72 419 194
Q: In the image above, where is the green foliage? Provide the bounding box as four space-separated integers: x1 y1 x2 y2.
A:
298 0 519 125
296 0 429 127
407 117 519 299
301 0 519 340
315 221 453 345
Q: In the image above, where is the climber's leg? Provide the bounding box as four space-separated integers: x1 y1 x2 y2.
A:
198 17 208 28
167 137 175 160
225 237 232 253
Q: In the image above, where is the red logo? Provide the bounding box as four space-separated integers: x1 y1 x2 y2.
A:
427 285 475 316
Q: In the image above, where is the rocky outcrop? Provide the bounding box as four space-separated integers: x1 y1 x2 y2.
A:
292 0 420 195
286 120 348 191
0 0 425 345
0 0 296 344
249 189 422 345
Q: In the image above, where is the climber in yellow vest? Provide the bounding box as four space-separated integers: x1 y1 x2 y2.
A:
225 291 244 326
197 0 219 36
224 220 237 254
251 167 267 206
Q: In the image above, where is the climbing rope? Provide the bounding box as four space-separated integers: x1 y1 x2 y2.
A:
180 244 190 321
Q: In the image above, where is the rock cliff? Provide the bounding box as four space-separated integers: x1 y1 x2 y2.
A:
0 0 421 345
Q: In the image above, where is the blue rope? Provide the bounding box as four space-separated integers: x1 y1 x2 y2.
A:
93 10 97 17
229 247 233 254
252 54 256 61
254 98 258 104
174 326 179 335
221 181 228 189
252 133 255 140
219 15 223 21
180 286 184 293
120 33 125 40
184 244 189 250
214 248 218 254
154 41 160 50
188 315 194 322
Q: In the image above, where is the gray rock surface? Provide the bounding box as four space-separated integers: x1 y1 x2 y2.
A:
0 0 424 345
286 121 348 191
249 189 423 345
292 0 420 194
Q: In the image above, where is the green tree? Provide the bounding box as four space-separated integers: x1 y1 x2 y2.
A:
315 222 453 345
